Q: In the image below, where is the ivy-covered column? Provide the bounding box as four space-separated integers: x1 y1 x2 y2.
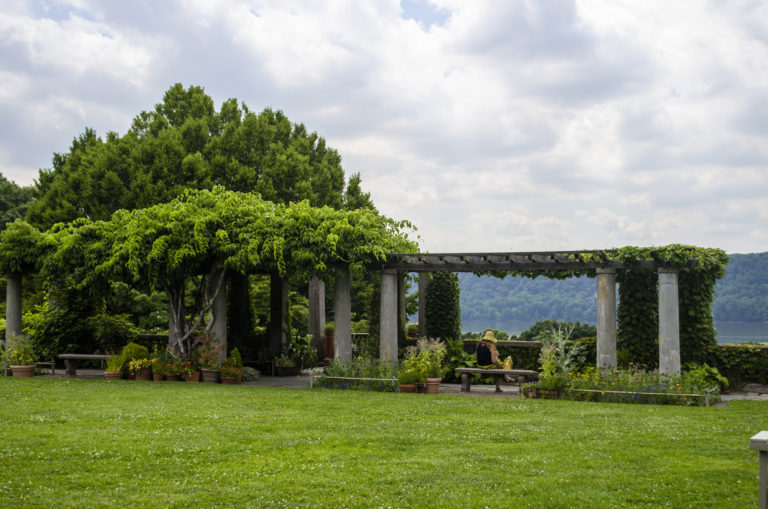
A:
596 268 617 368
308 277 326 357
269 273 289 354
418 272 428 337
5 272 22 346
658 267 681 374
380 269 398 364
334 265 352 362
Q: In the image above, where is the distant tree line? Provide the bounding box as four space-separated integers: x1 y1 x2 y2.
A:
458 252 768 326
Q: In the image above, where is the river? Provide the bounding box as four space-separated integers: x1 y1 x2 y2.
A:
460 319 768 345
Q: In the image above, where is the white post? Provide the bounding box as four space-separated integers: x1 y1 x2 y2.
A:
750 431 768 509
596 268 617 369
658 267 681 375
380 270 398 365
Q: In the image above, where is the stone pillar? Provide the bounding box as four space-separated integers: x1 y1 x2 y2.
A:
206 268 227 362
334 265 352 362
418 272 428 338
308 277 326 357
5 272 22 347
658 267 681 375
380 269 398 364
596 268 617 369
269 273 289 354
398 272 406 342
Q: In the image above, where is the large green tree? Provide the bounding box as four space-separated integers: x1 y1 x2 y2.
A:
28 84 363 229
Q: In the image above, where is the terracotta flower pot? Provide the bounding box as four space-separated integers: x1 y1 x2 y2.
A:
399 384 415 393
165 373 180 381
105 371 122 381
424 377 441 394
10 365 35 377
185 371 200 382
220 376 238 385
152 373 164 381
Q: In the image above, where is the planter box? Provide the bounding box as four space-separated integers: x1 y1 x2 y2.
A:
200 369 220 383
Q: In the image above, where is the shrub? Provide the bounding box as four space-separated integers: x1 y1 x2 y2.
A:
121 342 149 361
425 272 461 341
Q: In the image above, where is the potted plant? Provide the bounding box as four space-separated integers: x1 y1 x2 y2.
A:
520 382 538 399
397 363 418 393
195 331 221 382
150 356 165 381
401 338 446 394
129 358 153 380
164 362 180 381
105 354 126 380
274 354 298 376
7 335 36 377
536 325 583 399
220 364 242 384
170 357 193 381
288 335 317 372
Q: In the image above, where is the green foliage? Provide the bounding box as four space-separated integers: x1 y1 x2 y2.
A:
317 357 397 391
518 320 596 341
617 269 658 368
106 353 127 373
400 338 447 383
6 335 36 365
682 363 728 391
565 366 719 406
441 338 478 383
286 334 317 369
87 313 138 352
121 342 149 361
229 347 243 369
0 220 44 274
689 344 768 388
27 84 364 230
425 272 461 341
0 173 33 230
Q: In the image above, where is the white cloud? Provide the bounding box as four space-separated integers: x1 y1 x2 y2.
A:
0 0 767 254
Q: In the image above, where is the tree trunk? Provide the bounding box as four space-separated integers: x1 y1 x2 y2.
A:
205 266 227 363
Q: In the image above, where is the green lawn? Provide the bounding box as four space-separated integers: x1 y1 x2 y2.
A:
0 377 765 508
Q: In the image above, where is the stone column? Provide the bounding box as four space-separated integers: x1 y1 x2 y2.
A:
5 272 22 347
308 277 326 357
269 273 289 354
380 269 398 364
206 268 228 362
596 268 617 369
658 267 681 374
334 265 352 362
418 272 428 338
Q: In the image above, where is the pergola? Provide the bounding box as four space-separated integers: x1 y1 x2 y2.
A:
370 251 684 374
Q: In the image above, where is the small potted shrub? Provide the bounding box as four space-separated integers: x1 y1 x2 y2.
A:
150 356 165 381
274 354 297 376
105 354 126 380
129 358 153 381
288 335 317 372
7 335 36 377
401 338 446 394
196 331 221 382
397 364 418 393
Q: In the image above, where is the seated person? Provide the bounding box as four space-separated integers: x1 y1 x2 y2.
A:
476 330 514 391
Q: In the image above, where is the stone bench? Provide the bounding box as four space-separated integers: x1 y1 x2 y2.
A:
58 354 113 377
455 367 539 393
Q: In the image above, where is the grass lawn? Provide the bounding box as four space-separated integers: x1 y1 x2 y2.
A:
0 377 765 508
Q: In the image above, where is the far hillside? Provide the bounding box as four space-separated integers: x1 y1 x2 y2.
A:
458 251 768 326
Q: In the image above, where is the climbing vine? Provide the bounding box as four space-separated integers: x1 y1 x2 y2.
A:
425 272 461 341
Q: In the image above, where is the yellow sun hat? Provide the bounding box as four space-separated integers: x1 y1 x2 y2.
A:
482 330 497 342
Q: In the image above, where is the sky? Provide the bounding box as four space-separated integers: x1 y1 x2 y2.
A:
1 0 767 254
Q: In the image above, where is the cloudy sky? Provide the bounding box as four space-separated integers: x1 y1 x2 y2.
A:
1 0 767 254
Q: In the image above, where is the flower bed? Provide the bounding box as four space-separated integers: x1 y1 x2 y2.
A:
563 366 722 406
313 358 398 392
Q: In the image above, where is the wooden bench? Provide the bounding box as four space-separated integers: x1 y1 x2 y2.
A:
58 354 113 377
455 367 539 393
